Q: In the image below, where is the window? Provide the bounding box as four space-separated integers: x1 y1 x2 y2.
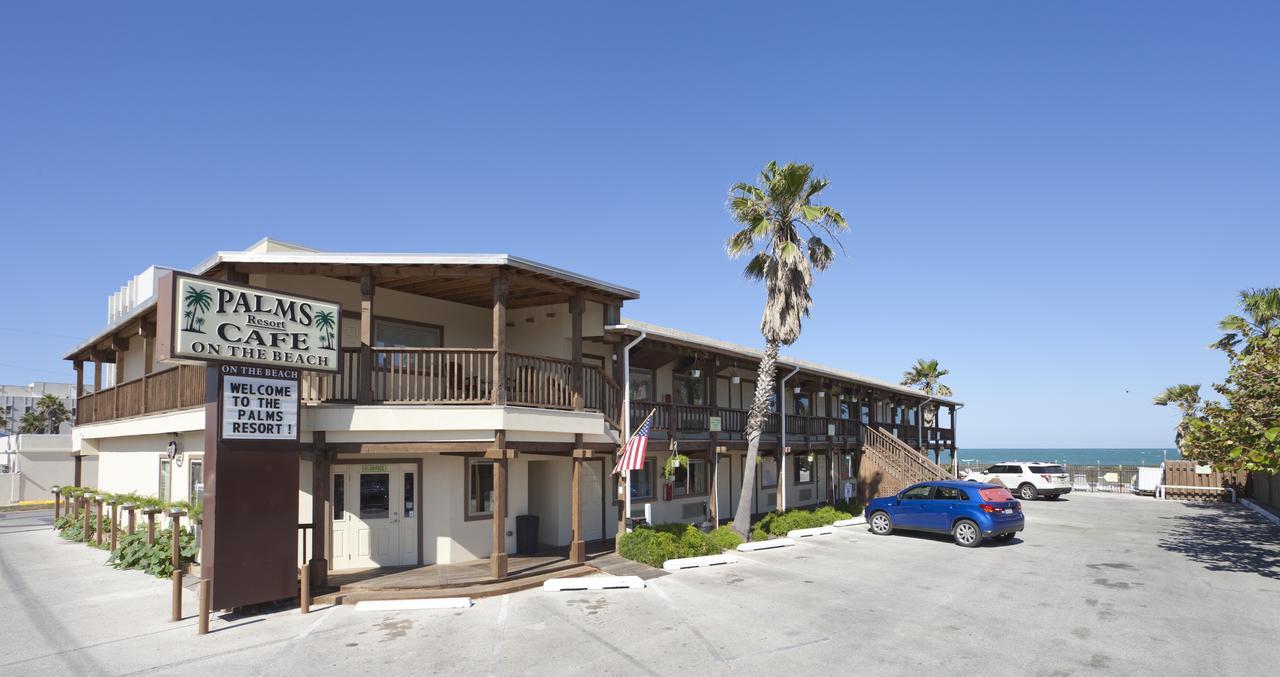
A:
189 459 203 502
404 472 416 518
673 458 708 496
935 487 963 500
840 452 854 480
1030 465 1066 475
629 459 655 501
673 372 704 405
629 368 653 401
794 456 814 484
468 460 495 517
374 319 442 367
793 392 811 416
360 473 390 519
333 474 346 520
759 456 778 488
158 459 172 501
901 485 932 500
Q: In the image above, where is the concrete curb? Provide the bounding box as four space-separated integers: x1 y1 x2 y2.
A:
1241 498 1280 527
737 538 796 552
355 598 472 610
662 554 738 571
787 526 835 539
543 576 645 591
832 516 867 527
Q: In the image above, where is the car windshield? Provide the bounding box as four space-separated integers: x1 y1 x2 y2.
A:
1030 465 1066 474
979 487 1015 502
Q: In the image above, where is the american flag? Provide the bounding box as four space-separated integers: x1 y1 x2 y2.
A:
613 409 654 475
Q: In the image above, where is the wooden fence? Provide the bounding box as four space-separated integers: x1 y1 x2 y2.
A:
1161 460 1247 501
1247 471 1280 511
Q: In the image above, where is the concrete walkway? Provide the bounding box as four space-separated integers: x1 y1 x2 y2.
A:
2 494 1279 675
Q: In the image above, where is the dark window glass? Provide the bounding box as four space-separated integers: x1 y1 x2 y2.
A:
360 473 390 519
902 486 932 500
935 487 961 500
957 489 970 501
469 461 495 515
1030 465 1066 475
404 472 415 518
795 457 813 484
333 474 345 520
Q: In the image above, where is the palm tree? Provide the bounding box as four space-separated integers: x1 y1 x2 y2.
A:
183 286 214 332
901 358 953 462
18 411 45 434
0 405 11 433
314 310 336 349
1213 287 1279 354
1153 383 1201 451
34 394 70 434
726 161 848 539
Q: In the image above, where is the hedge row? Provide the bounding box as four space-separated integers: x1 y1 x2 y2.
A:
55 488 200 578
618 523 744 568
750 501 864 542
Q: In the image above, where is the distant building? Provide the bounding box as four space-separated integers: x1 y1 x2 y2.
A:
0 382 77 434
1 434 85 505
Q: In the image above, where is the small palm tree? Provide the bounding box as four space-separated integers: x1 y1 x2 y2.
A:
183 286 214 332
34 394 70 434
1213 287 1279 354
901 359 953 462
314 310 336 349
725 161 848 538
1153 383 1201 451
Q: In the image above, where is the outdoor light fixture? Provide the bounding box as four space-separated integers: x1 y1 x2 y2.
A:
731 375 741 384
817 391 826 398
793 386 802 394
690 369 702 378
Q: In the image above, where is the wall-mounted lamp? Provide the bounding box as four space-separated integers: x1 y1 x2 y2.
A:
793 386 802 394
690 369 702 378
817 391 826 398
731 375 741 384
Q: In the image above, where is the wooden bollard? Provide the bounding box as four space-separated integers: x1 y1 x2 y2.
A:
300 564 311 614
125 505 137 534
198 579 210 635
95 497 105 546
109 503 120 552
82 496 92 542
145 510 158 545
170 509 187 622
52 487 62 521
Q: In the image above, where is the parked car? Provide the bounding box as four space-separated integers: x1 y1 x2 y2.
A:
961 461 1072 500
866 480 1024 547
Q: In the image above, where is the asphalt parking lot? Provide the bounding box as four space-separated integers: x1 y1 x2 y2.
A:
2 493 1278 676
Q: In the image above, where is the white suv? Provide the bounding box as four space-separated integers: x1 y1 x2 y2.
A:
962 462 1072 500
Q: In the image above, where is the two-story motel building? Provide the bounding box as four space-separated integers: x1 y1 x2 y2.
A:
65 239 958 594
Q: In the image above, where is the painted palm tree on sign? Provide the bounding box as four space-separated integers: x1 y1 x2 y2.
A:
726 161 848 539
314 310 337 349
1153 383 1201 451
901 359 953 463
183 286 213 333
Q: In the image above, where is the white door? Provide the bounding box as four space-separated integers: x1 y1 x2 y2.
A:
331 463 418 570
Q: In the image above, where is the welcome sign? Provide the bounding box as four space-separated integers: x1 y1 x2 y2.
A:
157 272 342 373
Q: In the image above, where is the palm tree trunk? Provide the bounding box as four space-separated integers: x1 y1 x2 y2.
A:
731 340 781 540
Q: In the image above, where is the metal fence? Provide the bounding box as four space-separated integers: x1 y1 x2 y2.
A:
956 463 1144 494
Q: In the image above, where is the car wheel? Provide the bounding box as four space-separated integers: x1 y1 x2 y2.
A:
952 519 981 547
1018 483 1039 500
869 511 894 535
994 533 1014 542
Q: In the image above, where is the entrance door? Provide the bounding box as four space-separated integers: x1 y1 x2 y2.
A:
331 463 418 570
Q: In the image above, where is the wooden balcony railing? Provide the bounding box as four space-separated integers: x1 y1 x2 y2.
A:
75 365 207 425
627 400 872 440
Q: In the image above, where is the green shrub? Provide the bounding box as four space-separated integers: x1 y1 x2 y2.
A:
618 523 742 568
750 503 859 540
110 527 199 578
834 500 864 517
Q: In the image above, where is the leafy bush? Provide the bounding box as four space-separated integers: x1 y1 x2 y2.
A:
618 523 743 568
834 500 864 517
751 504 858 540
110 527 199 578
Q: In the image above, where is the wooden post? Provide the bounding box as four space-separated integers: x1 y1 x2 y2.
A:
146 510 158 545
95 497 104 546
93 359 102 393
170 509 187 622
708 355 719 525
489 431 508 579
82 496 92 542
299 565 311 614
310 433 330 588
492 271 508 405
73 454 83 487
197 579 211 636
570 442 586 564
125 505 137 534
109 502 119 551
52 487 61 521
570 292 584 411
358 268 375 405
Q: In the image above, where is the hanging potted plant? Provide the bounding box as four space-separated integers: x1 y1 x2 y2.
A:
662 453 691 480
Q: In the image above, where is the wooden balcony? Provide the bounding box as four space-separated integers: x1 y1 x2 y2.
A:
75 349 622 429
628 400 863 443
75 365 207 425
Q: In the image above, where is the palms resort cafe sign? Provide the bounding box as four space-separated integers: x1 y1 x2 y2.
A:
157 273 342 373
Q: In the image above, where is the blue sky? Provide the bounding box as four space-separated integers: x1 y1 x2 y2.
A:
2 2 1276 447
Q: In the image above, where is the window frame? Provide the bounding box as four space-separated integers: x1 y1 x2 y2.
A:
672 457 709 498
188 457 204 503
629 367 655 402
758 455 779 488
465 457 507 521
793 455 815 485
158 457 172 502
900 485 933 500
629 458 657 503
672 371 705 406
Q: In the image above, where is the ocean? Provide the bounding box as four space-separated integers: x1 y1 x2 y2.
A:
948 448 1180 469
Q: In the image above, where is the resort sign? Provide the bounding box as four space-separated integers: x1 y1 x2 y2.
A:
218 364 300 442
157 272 342 373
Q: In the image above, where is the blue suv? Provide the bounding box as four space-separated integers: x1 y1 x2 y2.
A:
866 480 1024 547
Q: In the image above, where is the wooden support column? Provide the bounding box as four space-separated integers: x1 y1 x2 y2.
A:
570 436 588 564
492 271 508 405
93 359 102 393
358 269 375 405
708 354 719 526
570 292 585 411
310 433 330 587
489 431 509 579
74 360 84 397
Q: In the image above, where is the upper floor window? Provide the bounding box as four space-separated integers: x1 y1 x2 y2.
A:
375 319 442 349
672 371 704 406
630 368 653 402
672 457 708 496
793 392 811 416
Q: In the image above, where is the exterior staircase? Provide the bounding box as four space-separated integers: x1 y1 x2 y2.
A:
860 425 951 498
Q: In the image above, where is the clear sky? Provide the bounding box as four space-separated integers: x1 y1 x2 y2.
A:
2 2 1276 447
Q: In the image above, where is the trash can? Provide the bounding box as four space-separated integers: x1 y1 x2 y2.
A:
515 514 539 555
